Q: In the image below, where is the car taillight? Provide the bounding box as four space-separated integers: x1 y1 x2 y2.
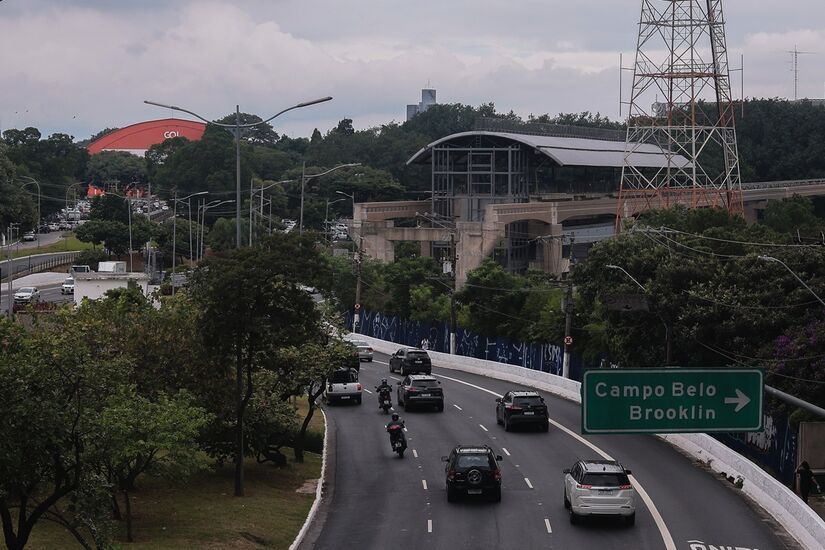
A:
368 347 373 352
576 484 592 489
408 387 419 393
493 469 501 481
447 470 456 480
619 484 632 490
356 384 362 391
505 405 522 411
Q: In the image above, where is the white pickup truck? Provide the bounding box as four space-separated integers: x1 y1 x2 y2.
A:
324 368 362 405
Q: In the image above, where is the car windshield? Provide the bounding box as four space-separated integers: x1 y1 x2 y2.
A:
582 473 630 487
413 379 439 388
514 396 543 406
456 454 493 469
19 287 35 293
64 279 73 284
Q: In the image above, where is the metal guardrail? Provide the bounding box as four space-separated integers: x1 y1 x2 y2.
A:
741 178 825 190
474 117 627 142
0 251 81 282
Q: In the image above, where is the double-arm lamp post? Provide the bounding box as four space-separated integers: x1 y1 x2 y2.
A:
198 199 235 261
250 179 293 245
144 97 332 249
605 264 673 365
299 163 361 234
171 191 208 294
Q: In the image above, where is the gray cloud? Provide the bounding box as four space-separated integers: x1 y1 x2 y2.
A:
0 0 822 140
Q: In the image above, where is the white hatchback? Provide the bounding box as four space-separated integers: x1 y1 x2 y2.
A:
563 460 636 525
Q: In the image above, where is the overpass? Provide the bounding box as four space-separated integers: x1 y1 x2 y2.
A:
351 178 825 288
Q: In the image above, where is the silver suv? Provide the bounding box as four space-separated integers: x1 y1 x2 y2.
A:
563 460 635 525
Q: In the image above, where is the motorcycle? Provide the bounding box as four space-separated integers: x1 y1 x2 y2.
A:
387 424 406 458
377 387 392 414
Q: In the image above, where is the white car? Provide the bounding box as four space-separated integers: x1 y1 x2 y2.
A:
564 460 636 525
22 232 37 242
13 287 41 305
61 278 75 295
323 368 362 405
47 223 60 231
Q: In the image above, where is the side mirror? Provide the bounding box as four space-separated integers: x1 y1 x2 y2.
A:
625 469 632 475
437 381 441 384
562 468 571 474
441 456 449 462
496 455 503 461
396 381 402 385
495 398 502 403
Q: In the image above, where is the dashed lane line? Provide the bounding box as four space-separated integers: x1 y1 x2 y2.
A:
432 371 677 550
544 518 552 534
502 447 511 456
389 376 402 381
524 478 533 489
453 404 463 411
479 424 488 432
422 479 428 490
363 389 373 394
413 449 419 458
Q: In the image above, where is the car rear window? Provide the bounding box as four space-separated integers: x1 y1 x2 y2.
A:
582 473 629 487
330 370 355 383
413 379 439 388
513 396 543 406
456 454 494 469
407 351 429 360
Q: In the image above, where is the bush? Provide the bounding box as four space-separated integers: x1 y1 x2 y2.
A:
302 429 324 454
74 249 107 271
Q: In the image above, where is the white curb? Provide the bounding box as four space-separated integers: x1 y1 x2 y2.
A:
289 406 328 550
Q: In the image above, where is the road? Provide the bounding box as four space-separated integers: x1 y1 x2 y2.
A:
1 284 72 315
0 231 65 253
306 351 793 550
0 250 80 281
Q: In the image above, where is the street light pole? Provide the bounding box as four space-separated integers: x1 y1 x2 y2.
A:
198 199 235 260
299 162 361 234
17 177 40 247
758 255 825 307
335 190 362 332
325 198 345 242
144 96 333 250
171 191 208 294
606 263 672 365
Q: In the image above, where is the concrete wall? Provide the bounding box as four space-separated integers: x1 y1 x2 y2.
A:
74 278 149 305
354 333 825 550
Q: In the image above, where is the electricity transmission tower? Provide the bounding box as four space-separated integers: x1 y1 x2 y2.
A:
787 45 816 101
618 0 743 227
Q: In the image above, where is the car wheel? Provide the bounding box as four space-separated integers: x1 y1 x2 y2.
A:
447 485 457 503
503 416 511 432
626 513 636 526
569 510 579 525
356 397 362 405
491 487 502 502
368 358 373 362
496 410 502 425
437 402 444 412
564 490 570 509
541 422 549 433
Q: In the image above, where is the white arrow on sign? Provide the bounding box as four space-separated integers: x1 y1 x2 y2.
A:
724 389 751 413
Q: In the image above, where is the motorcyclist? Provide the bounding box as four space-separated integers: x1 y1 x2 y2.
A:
386 412 406 448
375 378 393 398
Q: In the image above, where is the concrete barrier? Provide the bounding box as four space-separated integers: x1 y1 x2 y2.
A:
353 333 825 550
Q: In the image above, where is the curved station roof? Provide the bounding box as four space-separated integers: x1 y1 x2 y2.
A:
87 118 207 156
407 130 690 169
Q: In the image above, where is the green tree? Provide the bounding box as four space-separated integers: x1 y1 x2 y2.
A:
86 150 147 186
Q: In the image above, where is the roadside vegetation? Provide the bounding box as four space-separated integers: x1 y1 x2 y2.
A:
8 233 94 259
0 232 344 549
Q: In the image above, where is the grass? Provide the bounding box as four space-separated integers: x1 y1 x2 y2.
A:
25 410 325 549
9 233 94 259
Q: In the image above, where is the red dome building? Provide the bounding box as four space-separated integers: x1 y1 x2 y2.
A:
87 118 206 156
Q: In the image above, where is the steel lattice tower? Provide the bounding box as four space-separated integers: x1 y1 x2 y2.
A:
618 0 743 226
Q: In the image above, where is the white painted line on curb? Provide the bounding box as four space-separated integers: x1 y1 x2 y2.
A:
524 478 533 489
432 371 677 550
422 479 428 490
427 519 432 533
502 447 511 456
479 424 488 432
413 449 419 458
453 404 463 411
544 518 552 534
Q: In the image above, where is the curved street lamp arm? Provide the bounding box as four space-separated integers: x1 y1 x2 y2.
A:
146 97 332 129
605 264 647 293
144 100 214 125
306 162 361 179
257 97 332 128
759 255 825 308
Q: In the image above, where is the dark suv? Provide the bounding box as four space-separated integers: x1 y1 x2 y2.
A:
495 391 549 432
397 374 444 411
389 347 432 375
442 445 503 502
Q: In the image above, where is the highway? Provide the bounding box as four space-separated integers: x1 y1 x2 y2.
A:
1 284 72 315
305 351 793 550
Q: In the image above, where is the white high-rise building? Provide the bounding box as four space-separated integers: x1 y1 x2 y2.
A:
406 88 437 120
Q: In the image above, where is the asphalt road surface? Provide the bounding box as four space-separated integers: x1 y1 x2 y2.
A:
306 351 793 550
0 285 72 315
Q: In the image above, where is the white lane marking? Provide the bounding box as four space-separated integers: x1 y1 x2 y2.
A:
544 518 552 533
502 447 511 456
432 371 677 550
427 519 432 533
364 389 373 394
524 477 533 489
422 479 428 490
389 376 402 381
453 404 463 411
403 427 408 432
413 449 419 458
479 424 488 432
374 360 389 365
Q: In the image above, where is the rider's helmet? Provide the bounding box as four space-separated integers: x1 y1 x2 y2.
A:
381 378 388 385
391 413 400 421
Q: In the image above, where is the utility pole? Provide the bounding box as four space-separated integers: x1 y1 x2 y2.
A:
6 224 17 320
448 233 458 354
354 236 363 334
562 234 575 379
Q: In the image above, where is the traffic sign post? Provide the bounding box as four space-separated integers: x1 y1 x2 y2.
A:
582 368 763 434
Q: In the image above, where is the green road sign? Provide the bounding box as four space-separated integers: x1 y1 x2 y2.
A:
582 368 763 434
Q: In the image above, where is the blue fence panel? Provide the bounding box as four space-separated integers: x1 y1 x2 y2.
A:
347 309 582 380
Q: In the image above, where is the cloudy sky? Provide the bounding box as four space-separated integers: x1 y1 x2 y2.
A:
0 0 823 141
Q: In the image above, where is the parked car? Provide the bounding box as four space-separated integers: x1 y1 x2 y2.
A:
47 223 60 232
21 232 36 242
443 445 503 502
495 391 549 432
389 347 432 375
563 460 636 525
13 287 41 305
349 339 373 362
61 277 75 295
397 374 444 411
323 368 362 405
